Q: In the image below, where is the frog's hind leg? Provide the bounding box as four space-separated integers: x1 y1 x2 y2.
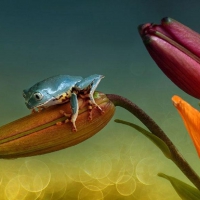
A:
87 76 104 112
78 94 93 121
75 74 104 120
75 74 104 108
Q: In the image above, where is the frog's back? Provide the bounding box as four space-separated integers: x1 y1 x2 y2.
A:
32 75 83 96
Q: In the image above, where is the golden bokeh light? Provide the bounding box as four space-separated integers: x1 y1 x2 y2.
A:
18 159 51 192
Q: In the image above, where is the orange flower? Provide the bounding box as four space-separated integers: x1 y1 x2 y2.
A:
172 95 200 157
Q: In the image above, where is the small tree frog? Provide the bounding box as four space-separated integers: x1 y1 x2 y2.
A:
23 74 104 131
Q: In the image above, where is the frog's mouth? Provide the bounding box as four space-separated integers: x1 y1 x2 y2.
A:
34 99 55 110
25 97 54 110
30 96 70 111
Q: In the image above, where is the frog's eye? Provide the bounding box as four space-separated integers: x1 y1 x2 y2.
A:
33 92 43 101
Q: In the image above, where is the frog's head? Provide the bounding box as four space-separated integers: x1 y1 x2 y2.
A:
23 84 55 109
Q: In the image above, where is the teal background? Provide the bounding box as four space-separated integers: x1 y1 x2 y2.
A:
1 1 200 199
1 0 200 123
1 0 200 120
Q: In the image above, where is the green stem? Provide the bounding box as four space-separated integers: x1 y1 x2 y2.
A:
107 94 200 190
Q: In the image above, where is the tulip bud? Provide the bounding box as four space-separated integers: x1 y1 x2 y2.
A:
0 92 115 159
139 17 200 99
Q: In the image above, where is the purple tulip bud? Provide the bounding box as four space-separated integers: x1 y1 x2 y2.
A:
139 17 200 99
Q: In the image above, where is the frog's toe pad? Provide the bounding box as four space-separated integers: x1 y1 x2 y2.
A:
72 126 77 132
56 121 63 126
56 119 69 126
59 110 71 117
64 119 70 123
58 110 77 131
97 105 104 113
31 108 37 114
70 119 77 132
88 112 93 121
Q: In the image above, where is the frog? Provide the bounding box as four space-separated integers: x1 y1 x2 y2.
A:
23 74 104 131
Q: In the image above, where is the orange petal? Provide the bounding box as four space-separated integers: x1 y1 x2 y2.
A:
172 95 200 157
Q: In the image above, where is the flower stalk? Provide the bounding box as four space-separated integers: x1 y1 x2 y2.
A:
107 94 200 190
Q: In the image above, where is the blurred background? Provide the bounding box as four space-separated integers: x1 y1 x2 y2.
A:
1 0 200 199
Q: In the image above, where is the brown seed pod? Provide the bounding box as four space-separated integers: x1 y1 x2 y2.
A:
0 92 115 159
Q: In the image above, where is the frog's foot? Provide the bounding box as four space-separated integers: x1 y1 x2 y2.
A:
56 110 77 132
70 117 77 132
31 107 44 114
87 100 104 121
94 103 104 113
31 108 37 114
79 93 104 121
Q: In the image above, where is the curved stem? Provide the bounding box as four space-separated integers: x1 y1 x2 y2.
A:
107 94 200 190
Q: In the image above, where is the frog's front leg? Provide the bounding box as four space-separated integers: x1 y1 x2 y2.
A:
75 74 104 120
69 92 79 131
60 93 79 132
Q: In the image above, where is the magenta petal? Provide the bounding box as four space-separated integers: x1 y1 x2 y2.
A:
144 35 200 99
139 17 200 99
161 17 200 58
